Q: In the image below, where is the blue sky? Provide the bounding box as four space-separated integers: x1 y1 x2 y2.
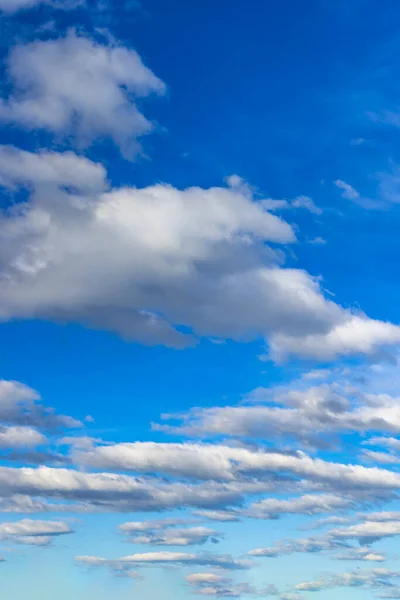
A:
3 1 400 599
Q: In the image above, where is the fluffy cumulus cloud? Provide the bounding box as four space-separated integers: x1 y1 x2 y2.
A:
0 143 399 358
0 32 165 155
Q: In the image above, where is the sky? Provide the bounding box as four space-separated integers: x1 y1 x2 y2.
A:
5 0 400 599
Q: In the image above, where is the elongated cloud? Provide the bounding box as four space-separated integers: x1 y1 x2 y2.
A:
0 518 72 546
76 551 251 571
155 383 400 448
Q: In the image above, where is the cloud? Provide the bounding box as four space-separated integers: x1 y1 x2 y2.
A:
294 568 400 593
0 31 165 156
0 518 72 546
119 520 222 546
301 516 352 530
1 148 399 359
153 383 400 448
330 520 400 544
0 146 107 193
261 195 322 214
119 518 194 533
185 573 279 597
192 510 241 522
308 236 326 245
70 440 400 494
334 180 360 201
291 196 322 214
128 527 223 547
362 450 400 465
0 426 46 449
366 437 400 452
268 315 400 361
334 179 383 210
0 464 286 512
76 551 251 572
0 380 82 430
336 548 387 562
361 511 400 522
247 493 352 519
248 536 345 558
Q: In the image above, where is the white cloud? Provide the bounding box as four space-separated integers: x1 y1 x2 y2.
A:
362 450 400 465
0 32 165 156
70 440 400 495
0 518 72 546
334 179 382 210
336 548 387 562
128 527 222 547
330 520 400 543
192 510 241 522
0 380 82 430
119 518 193 533
291 196 322 214
1 149 399 359
268 315 400 361
247 494 351 518
119 519 221 546
0 426 46 449
0 146 107 193
366 437 400 452
154 383 400 448
185 573 279 597
0 464 283 512
76 551 251 571
294 568 400 593
261 195 322 214
334 179 360 201
248 536 344 558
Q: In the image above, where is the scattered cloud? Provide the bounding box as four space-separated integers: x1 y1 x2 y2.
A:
0 380 82 430
192 510 241 523
291 196 322 215
153 383 400 449
76 551 252 572
334 179 360 202
0 518 73 546
248 536 345 559
0 32 165 156
120 522 223 546
294 568 400 593
330 520 400 544
185 573 279 597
